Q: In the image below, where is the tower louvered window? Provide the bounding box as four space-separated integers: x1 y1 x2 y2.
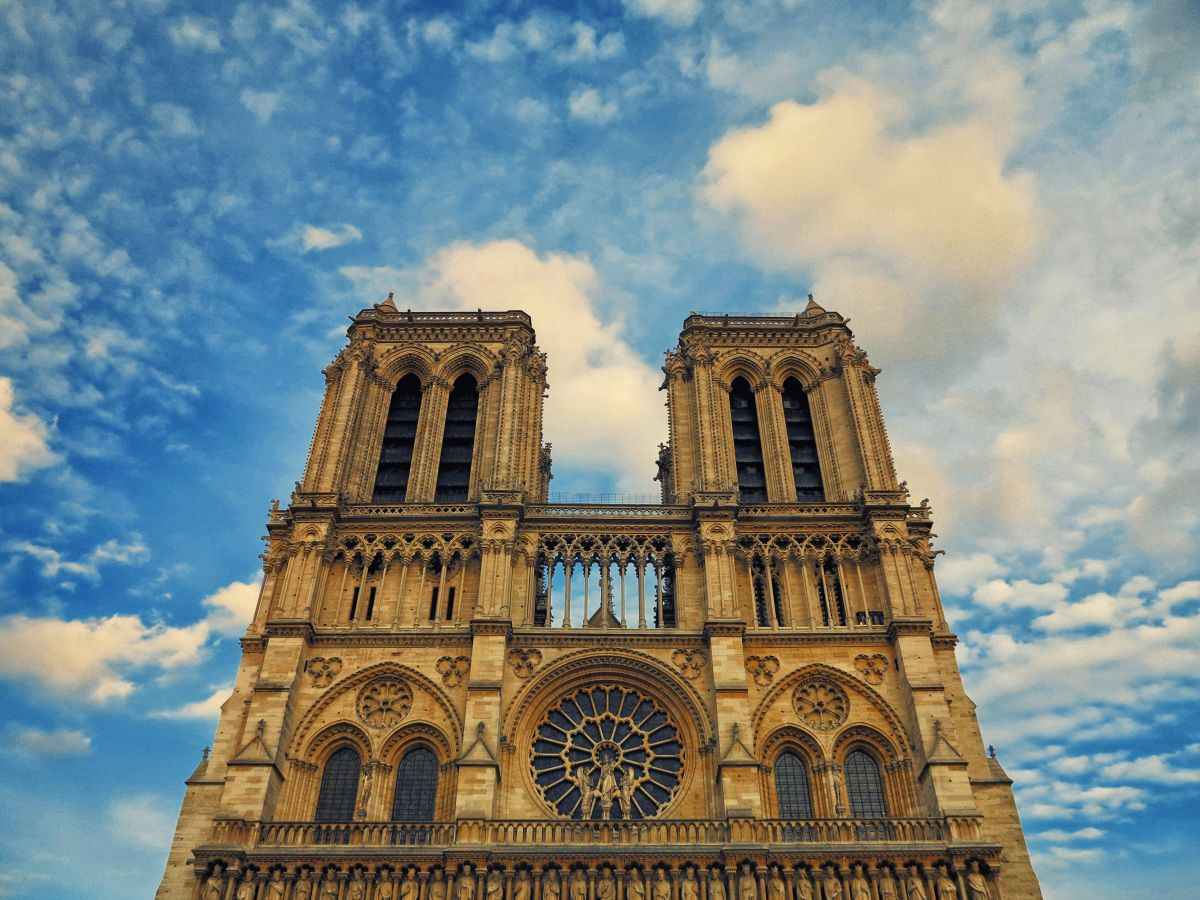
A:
845 748 888 817
782 377 823 500
775 751 814 818
434 374 478 502
372 373 422 502
314 746 361 822
391 746 439 821
729 377 767 503
814 556 848 626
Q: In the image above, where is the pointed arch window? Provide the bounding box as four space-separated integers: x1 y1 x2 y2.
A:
774 751 814 818
435 374 479 502
729 377 767 503
314 746 361 822
373 373 422 503
782 377 824 500
845 748 888 817
391 745 439 821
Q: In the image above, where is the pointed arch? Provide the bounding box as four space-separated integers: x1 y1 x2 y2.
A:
729 376 767 503
373 372 423 502
434 373 479 502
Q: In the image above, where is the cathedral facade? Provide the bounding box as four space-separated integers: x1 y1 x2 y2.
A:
157 299 1043 900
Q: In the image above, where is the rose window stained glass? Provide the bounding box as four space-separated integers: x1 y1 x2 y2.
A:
531 685 684 820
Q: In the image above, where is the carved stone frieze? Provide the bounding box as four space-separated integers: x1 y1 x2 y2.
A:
745 655 780 687
305 656 342 688
508 648 542 679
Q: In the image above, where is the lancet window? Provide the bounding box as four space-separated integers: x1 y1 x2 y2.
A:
434 374 479 502
774 751 814 818
751 555 786 627
729 377 767 503
782 377 823 500
391 745 439 821
844 748 888 817
372 373 422 503
815 556 848 627
314 746 361 822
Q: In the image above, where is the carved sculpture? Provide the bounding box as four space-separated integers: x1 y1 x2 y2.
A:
203 874 224 900
436 655 470 687
652 869 670 900
542 870 561 900
508 648 542 679
854 653 888 685
398 870 417 900
850 865 870 900
936 866 958 900
321 875 339 900
598 867 616 900
877 869 898 900
708 869 726 900
821 868 842 900
457 866 476 900
795 870 814 900
672 649 705 679
627 869 646 900
348 872 367 900
746 655 780 686
487 869 503 900
357 678 412 729
306 656 343 687
965 863 990 900
768 867 786 900
792 678 849 731
906 867 928 900
293 874 312 900
570 870 588 900
265 871 286 900
377 875 395 900
514 870 532 900
680 868 699 900
428 872 447 900
236 877 255 900
738 863 757 900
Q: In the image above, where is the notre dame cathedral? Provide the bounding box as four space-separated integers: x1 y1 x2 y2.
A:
157 298 1043 900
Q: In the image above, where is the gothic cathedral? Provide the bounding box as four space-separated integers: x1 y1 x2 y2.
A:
157 298 1043 900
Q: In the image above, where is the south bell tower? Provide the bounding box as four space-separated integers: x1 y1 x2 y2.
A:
157 298 1042 900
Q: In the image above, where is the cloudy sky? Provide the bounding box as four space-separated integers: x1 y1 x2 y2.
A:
1 0 1198 896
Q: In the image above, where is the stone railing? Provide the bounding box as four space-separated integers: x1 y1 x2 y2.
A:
526 504 690 520
236 817 962 850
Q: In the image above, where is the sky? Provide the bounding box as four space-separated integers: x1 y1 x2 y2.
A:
0 0 1197 897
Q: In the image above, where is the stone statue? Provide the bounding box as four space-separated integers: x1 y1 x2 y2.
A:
377 875 396 900
570 870 588 900
767 868 786 900
906 867 927 900
203 875 225 900
322 875 340 900
458 866 476 900
597 759 620 819
349 872 367 900
681 869 699 900
850 866 870 900
598 867 616 900
571 764 595 818
652 869 670 900
936 866 958 900
627 869 646 900
543 870 561 900
821 869 841 900
399 870 419 900
738 863 757 900
877 869 898 900
619 766 639 818
265 871 286 900
236 877 255 900
795 870 813 900
487 869 504 900
707 870 726 900
429 871 447 900
965 863 989 900
514 870 532 900
293 874 312 900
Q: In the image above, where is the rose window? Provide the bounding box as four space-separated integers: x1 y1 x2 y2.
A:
531 685 684 820
792 678 849 731
356 678 413 729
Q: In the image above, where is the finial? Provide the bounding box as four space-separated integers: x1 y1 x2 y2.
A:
202 745 210 762
988 744 996 758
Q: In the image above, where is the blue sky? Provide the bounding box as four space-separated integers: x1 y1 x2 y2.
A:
1 0 1198 897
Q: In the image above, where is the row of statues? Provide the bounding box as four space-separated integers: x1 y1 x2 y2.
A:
570 759 641 820
202 860 994 900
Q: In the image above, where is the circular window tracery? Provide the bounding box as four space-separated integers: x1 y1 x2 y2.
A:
792 678 849 731
530 685 683 820
357 678 413 729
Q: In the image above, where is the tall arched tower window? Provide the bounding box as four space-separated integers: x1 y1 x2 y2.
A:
435 374 479 502
314 746 361 822
781 377 823 500
844 748 888 817
391 745 439 821
729 377 767 503
774 751 814 818
373 373 422 502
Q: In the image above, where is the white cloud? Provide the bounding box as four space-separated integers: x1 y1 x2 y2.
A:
0 377 58 480
1099 747 1200 785
7 725 92 757
568 87 618 124
149 102 199 138
0 575 259 704
421 17 456 49
152 685 231 720
107 794 173 852
557 23 625 62
340 240 663 490
973 578 1068 611
623 0 700 28
936 552 1004 597
1033 827 1105 842
514 97 551 126
7 535 148 582
167 16 222 52
240 88 281 124
466 22 520 62
300 223 362 252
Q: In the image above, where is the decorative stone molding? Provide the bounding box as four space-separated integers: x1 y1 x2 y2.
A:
746 655 780 687
356 678 413 729
305 656 342 688
508 648 543 679
672 649 706 680
854 653 888 686
792 678 849 732
435 656 470 688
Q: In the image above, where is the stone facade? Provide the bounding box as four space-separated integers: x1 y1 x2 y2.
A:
156 298 1043 900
